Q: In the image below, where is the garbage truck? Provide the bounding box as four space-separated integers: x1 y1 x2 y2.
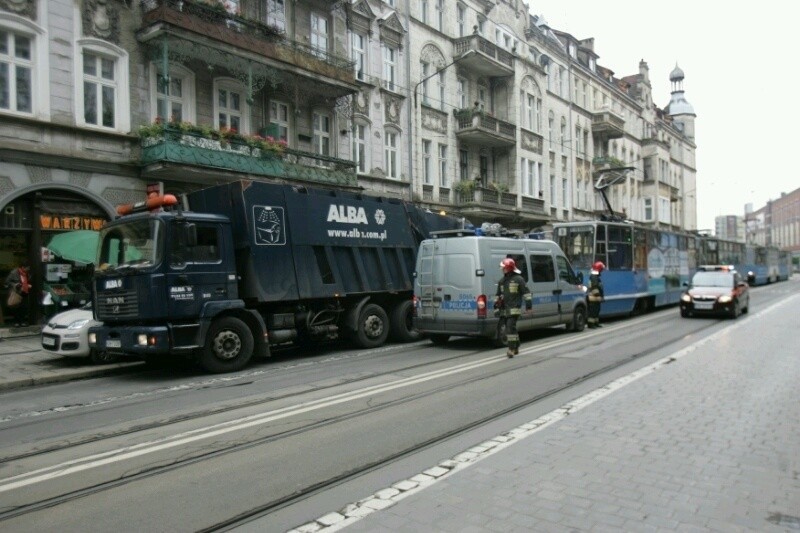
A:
88 180 464 373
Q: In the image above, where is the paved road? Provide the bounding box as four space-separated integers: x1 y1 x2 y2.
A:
279 291 800 532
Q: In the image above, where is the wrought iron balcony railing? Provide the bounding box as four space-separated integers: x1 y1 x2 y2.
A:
140 128 357 187
140 0 356 83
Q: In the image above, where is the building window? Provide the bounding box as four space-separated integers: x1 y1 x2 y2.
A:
521 158 540 197
644 197 653 221
151 63 195 124
659 196 671 224
313 111 331 157
82 50 116 128
383 45 396 92
420 0 428 24
214 79 248 133
79 39 128 131
456 4 466 37
0 29 32 114
310 13 328 58
459 149 468 181
422 140 432 185
562 177 569 209
560 117 566 149
351 32 367 81
479 154 488 185
352 123 368 173
476 16 485 35
521 90 540 132
548 111 554 144
435 0 444 32
269 100 289 142
384 130 399 179
266 0 286 31
438 144 448 187
456 77 466 108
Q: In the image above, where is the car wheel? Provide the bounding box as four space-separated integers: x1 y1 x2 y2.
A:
352 303 389 349
200 316 254 373
730 300 740 319
680 308 690 318
90 349 120 365
569 306 587 332
742 297 749 314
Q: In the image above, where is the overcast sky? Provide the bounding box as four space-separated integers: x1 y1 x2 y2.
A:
528 0 798 231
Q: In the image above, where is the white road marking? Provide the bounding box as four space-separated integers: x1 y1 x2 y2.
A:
289 294 799 533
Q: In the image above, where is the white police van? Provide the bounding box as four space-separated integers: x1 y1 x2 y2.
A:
413 227 588 345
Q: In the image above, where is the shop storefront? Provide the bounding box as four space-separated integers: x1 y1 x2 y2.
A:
1 190 111 327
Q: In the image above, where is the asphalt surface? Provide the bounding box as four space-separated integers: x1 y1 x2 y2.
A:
274 291 800 533
3 287 799 533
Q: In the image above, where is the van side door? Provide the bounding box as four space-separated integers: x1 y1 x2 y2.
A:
528 253 559 325
555 254 583 321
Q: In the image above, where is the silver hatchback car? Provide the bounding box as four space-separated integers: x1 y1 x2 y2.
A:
41 304 119 364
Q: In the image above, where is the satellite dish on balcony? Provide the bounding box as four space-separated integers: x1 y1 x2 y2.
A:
539 54 551 68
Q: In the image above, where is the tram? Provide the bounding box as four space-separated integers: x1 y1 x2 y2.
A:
553 221 692 317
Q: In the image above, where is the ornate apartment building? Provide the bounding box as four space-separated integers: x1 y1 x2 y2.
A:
0 0 698 326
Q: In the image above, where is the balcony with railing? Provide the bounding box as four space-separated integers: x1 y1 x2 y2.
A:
591 107 625 140
139 127 357 188
454 109 516 148
454 186 548 223
453 35 515 77
138 0 356 93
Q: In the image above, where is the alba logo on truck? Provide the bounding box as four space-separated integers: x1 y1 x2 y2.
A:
327 205 386 225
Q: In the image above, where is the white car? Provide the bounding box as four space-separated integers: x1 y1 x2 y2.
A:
41 305 119 364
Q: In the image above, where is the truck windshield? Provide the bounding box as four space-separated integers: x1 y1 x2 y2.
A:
96 219 164 274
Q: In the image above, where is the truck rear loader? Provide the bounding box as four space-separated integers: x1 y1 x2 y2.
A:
88 180 463 373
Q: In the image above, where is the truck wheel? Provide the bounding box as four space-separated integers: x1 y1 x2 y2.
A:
90 349 120 365
569 307 587 332
389 300 420 343
353 303 389 349
200 317 254 373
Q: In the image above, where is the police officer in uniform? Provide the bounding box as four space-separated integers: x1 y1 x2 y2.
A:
495 258 532 358
587 261 605 328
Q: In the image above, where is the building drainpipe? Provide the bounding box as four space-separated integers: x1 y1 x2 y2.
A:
403 1 414 202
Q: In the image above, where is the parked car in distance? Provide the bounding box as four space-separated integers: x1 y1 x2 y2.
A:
680 265 750 319
41 304 119 364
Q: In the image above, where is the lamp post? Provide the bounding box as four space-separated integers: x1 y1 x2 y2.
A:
410 50 476 202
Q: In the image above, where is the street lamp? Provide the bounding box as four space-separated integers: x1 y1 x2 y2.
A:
409 49 477 203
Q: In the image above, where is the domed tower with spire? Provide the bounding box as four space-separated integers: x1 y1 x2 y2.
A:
666 63 695 140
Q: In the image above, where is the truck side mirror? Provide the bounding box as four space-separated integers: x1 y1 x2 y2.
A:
186 223 197 247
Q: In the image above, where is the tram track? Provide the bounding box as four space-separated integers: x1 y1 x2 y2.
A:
0 313 721 526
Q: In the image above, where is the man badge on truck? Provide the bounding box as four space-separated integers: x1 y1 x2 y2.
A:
253 206 286 245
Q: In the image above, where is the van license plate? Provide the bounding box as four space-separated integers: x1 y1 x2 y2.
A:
106 339 121 348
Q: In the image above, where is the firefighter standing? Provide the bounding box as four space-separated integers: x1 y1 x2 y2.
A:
587 261 605 328
495 258 532 358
